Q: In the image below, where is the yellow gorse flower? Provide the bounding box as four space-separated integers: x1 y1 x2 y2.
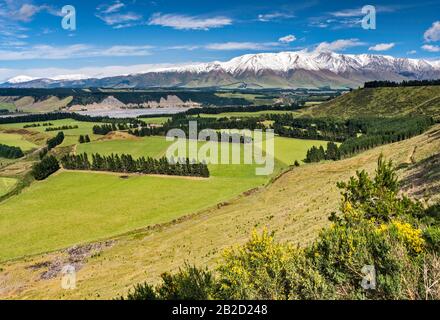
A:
377 220 425 253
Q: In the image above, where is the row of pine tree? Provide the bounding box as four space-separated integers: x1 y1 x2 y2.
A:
61 153 210 177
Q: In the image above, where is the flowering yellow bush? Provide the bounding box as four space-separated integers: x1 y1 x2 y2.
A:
217 229 293 299
377 221 425 253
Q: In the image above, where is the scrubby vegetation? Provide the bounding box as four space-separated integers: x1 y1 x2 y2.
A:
61 153 210 177
23 122 53 128
122 156 440 300
0 143 24 159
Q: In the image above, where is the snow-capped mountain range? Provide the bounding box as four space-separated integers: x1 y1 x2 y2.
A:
2 51 440 89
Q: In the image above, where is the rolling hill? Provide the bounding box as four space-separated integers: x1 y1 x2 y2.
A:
301 85 440 120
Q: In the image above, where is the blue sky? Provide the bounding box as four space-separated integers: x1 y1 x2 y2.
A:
0 0 439 80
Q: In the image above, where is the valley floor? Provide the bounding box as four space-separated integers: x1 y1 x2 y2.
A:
0 125 438 299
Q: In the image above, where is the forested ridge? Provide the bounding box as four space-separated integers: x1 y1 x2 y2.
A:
365 79 440 88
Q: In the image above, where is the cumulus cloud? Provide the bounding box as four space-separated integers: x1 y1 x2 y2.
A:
421 44 440 52
278 35 296 44
368 43 395 51
424 21 440 42
148 13 232 30
315 39 365 52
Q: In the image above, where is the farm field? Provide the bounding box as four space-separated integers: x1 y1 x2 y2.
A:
0 119 104 147
0 102 16 112
0 133 327 261
0 132 38 151
214 92 276 105
138 116 171 124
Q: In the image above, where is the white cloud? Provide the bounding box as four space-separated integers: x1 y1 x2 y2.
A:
204 42 279 51
330 5 397 17
0 44 153 60
99 1 125 14
97 12 142 26
15 4 41 22
148 13 232 30
368 43 395 51
421 44 440 52
424 21 440 42
330 8 364 18
315 39 365 52
278 35 296 44
407 50 417 55
96 1 142 28
257 12 295 22
0 3 61 22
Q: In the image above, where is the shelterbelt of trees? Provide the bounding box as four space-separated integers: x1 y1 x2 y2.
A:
0 144 24 159
93 123 135 135
45 125 78 132
61 153 210 178
364 79 440 88
32 155 60 181
120 156 440 300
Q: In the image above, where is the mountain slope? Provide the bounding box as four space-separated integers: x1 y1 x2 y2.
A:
2 51 440 89
301 85 440 119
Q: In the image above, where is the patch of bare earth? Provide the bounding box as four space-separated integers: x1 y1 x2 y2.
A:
98 131 140 141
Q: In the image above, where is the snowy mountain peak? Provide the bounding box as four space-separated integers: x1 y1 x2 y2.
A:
50 74 88 81
6 75 37 84
2 51 440 89
160 51 440 75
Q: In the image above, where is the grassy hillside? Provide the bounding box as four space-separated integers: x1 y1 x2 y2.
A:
0 125 438 299
1 119 104 147
0 132 38 151
0 177 17 197
301 86 440 120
